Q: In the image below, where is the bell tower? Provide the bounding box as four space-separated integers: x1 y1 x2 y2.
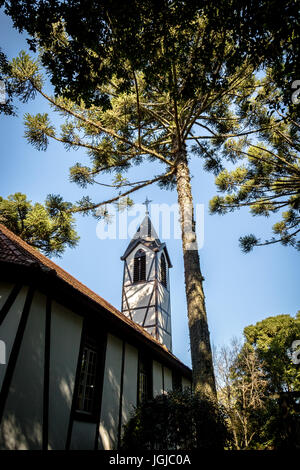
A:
121 199 173 351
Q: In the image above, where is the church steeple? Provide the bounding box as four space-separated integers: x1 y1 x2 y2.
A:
121 200 173 350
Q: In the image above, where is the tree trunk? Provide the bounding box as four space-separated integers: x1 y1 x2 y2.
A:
175 146 216 400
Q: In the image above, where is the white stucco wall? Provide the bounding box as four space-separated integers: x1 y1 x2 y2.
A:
157 282 170 312
163 367 173 393
98 334 123 450
0 285 29 391
48 301 82 450
0 282 15 310
152 360 163 397
124 282 155 313
70 421 97 450
120 343 138 436
0 290 46 450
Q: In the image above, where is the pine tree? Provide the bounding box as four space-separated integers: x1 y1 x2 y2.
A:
0 192 79 257
0 47 15 116
210 70 300 252
3 1 299 398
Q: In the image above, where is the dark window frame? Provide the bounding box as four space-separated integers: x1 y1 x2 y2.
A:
137 353 152 404
74 329 104 423
133 249 146 283
172 370 182 392
160 253 167 288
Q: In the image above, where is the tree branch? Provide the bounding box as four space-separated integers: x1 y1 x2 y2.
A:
72 169 175 213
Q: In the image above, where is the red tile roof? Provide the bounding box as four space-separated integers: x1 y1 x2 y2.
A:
0 223 190 371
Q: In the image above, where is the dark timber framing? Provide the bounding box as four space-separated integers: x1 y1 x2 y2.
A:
122 245 172 348
0 286 34 424
42 295 51 450
146 256 155 282
65 321 85 450
94 332 108 450
142 289 155 327
0 283 22 326
65 319 108 450
0 223 192 450
117 340 126 449
124 260 132 284
154 252 158 341
0 263 191 379
137 350 153 406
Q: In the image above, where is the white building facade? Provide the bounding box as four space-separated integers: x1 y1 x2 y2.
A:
121 213 173 351
0 223 191 450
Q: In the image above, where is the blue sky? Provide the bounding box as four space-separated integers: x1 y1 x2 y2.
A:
1 11 299 368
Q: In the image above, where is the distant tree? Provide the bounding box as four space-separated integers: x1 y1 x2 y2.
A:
210 72 300 252
243 313 300 393
0 192 79 257
215 338 269 449
215 313 300 449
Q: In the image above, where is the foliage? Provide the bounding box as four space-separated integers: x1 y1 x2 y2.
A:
6 44 259 216
0 47 15 115
4 11 262 400
215 338 269 449
2 0 300 397
2 1 299 108
121 389 230 450
215 313 300 449
0 192 79 257
243 313 300 393
210 71 300 252
5 3 300 238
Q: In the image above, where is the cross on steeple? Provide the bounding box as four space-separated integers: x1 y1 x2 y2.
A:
121 195 173 351
143 197 152 215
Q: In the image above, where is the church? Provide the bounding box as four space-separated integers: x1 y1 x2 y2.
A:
0 206 192 450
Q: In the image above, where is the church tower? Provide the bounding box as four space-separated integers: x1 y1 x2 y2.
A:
121 199 173 351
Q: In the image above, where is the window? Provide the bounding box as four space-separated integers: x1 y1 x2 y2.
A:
172 371 182 392
160 253 167 288
133 249 146 283
76 334 99 415
138 356 152 403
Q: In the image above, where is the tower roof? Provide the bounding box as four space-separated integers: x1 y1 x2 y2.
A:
121 214 172 267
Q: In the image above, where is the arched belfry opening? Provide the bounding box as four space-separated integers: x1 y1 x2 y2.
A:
121 200 173 350
133 249 146 283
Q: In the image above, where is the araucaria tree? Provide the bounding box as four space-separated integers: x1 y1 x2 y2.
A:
3 1 299 398
210 70 300 252
0 192 79 257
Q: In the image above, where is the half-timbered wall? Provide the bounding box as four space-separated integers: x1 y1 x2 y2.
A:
122 244 172 351
152 360 173 397
0 290 46 449
48 301 83 450
0 281 189 450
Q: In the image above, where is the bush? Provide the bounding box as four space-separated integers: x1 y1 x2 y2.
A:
121 389 230 450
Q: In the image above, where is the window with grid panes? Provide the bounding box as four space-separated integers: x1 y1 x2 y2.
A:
76 335 98 414
138 357 151 403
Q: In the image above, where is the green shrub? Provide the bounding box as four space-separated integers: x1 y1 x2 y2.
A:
121 389 230 450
